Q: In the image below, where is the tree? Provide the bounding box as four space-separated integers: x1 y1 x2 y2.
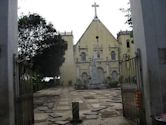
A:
120 2 133 28
120 2 133 38
18 13 67 77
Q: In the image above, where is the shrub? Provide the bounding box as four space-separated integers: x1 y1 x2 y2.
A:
104 77 119 88
74 79 87 89
68 80 72 86
110 81 119 88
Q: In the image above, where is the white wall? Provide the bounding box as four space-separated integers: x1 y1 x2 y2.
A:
0 0 17 124
130 0 166 124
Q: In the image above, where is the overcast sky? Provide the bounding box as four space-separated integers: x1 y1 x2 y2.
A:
18 0 130 44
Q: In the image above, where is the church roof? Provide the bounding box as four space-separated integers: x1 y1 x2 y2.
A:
75 18 117 46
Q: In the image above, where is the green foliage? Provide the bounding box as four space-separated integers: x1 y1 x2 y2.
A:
120 2 133 28
119 75 124 83
105 76 119 88
32 74 43 92
68 80 72 86
74 79 87 89
18 13 67 77
110 81 119 88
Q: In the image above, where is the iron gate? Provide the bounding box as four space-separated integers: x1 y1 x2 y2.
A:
14 57 34 125
120 52 146 125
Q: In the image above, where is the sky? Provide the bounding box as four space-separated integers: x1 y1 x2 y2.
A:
18 0 130 44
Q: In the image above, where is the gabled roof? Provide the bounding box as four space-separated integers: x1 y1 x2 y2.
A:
75 18 117 46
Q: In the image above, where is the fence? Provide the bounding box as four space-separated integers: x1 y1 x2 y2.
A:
14 58 34 125
120 53 146 125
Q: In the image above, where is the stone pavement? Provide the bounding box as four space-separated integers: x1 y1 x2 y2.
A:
34 87 132 125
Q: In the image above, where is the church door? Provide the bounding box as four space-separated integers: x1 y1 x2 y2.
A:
97 67 105 84
81 72 88 84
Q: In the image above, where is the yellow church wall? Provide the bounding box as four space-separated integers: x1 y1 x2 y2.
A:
117 31 137 80
117 31 136 61
60 32 76 85
74 19 120 81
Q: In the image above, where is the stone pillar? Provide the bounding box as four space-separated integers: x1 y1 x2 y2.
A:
76 66 80 79
106 63 109 77
0 0 17 125
130 0 166 124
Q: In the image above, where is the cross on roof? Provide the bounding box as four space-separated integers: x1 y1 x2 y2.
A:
92 2 99 19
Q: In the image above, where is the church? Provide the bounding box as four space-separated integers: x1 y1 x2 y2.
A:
60 3 136 86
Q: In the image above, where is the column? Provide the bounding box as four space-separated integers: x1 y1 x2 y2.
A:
0 0 17 125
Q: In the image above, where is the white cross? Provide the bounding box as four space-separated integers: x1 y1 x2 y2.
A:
92 2 99 18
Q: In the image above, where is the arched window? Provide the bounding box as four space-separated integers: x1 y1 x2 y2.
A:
97 67 105 83
80 52 86 61
126 39 130 48
112 71 118 81
111 51 116 60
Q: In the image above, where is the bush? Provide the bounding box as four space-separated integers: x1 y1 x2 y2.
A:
104 77 119 88
110 81 119 88
74 79 87 89
68 80 72 86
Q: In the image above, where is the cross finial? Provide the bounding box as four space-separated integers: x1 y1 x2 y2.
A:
92 2 99 19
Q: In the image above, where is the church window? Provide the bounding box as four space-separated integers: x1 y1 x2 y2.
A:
111 51 116 60
126 39 130 48
97 52 100 58
112 71 118 81
80 52 86 61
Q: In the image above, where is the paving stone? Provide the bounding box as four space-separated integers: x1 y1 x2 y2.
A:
49 117 70 122
38 106 48 112
83 112 98 115
84 96 96 99
45 109 54 113
56 106 71 111
101 110 120 118
85 115 98 119
91 104 100 108
91 106 107 112
100 103 114 107
34 122 48 125
86 99 98 103
60 99 69 102
49 113 63 118
48 118 57 123
34 113 48 123
54 121 70 125
59 101 69 105
47 103 54 109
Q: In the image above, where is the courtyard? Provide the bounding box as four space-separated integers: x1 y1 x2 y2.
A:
34 87 131 125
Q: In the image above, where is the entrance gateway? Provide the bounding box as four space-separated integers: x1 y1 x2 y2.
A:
1 0 166 125
120 51 146 125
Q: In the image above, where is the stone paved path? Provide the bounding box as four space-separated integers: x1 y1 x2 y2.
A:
34 87 131 125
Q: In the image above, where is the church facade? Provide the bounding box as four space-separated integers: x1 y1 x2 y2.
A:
74 18 120 85
60 3 136 86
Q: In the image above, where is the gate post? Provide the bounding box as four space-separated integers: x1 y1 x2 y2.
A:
71 102 82 124
0 0 17 125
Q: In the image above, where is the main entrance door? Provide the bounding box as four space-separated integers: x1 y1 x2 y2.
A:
97 67 105 84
